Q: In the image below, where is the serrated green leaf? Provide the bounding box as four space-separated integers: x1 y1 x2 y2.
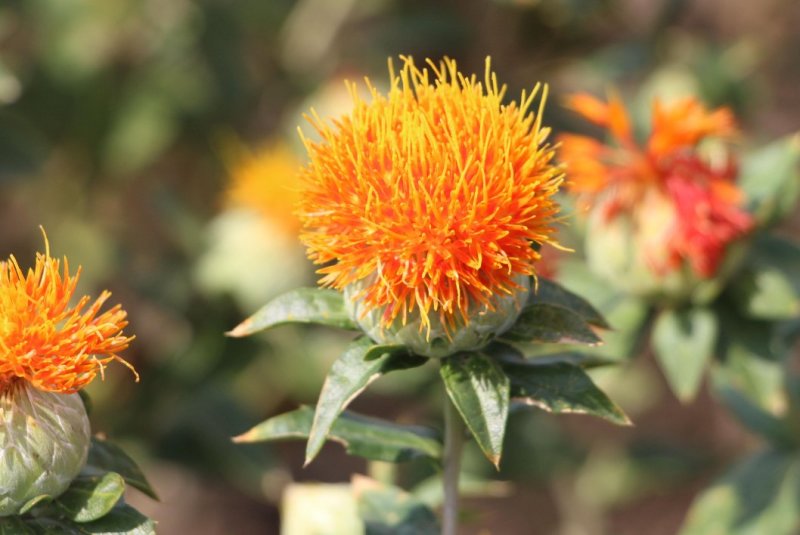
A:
501 304 602 345
306 338 427 465
235 406 441 463
739 133 800 227
680 449 800 535
440 352 510 468
531 278 610 328
86 439 158 500
353 475 439 535
227 287 356 337
55 473 126 523
653 308 717 402
79 504 156 534
501 360 630 426
711 371 794 447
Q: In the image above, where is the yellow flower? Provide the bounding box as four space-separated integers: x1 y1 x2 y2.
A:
298 56 563 341
0 233 135 395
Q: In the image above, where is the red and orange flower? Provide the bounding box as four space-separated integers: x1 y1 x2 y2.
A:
297 56 563 353
560 93 752 295
0 236 135 394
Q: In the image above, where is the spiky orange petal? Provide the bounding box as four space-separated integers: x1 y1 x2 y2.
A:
0 236 135 394
299 56 563 332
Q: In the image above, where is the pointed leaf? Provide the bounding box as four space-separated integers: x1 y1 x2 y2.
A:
531 278 610 328
306 338 427 464
86 439 158 500
739 133 800 226
55 473 126 523
235 406 441 463
502 360 630 425
652 308 717 402
227 287 356 337
680 449 800 535
501 304 602 345
80 504 157 534
440 352 510 467
353 475 439 535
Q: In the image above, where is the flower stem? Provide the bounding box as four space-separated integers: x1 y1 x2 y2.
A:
442 391 464 535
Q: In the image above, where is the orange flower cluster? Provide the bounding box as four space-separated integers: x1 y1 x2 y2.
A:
299 57 563 332
0 239 135 394
560 93 752 277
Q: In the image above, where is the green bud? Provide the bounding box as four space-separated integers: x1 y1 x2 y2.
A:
345 275 531 358
0 381 90 516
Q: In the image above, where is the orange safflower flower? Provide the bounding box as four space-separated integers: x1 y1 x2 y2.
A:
560 93 751 278
0 234 136 394
299 56 563 333
224 141 302 235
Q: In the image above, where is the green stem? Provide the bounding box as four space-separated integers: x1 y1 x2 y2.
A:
442 391 464 535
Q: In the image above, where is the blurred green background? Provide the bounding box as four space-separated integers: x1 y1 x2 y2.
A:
1 0 799 533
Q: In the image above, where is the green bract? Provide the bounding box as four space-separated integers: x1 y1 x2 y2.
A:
343 275 532 359
0 382 90 516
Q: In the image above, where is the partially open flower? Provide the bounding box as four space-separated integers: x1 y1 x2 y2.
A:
0 235 135 515
560 94 753 300
299 57 563 357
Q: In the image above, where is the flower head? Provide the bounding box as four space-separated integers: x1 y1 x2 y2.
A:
560 93 752 282
298 56 563 340
0 233 135 394
224 141 302 235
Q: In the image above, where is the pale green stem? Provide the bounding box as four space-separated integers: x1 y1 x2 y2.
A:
442 392 465 535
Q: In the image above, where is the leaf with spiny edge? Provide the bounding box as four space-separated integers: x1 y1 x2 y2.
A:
227 287 357 337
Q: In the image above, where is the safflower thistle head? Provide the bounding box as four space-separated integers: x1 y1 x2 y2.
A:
0 232 135 515
298 56 563 356
560 93 753 299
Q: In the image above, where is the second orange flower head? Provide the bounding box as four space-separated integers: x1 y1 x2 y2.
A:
298 56 563 339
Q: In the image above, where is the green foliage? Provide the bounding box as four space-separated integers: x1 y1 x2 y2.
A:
680 450 800 535
305 337 428 465
3 438 156 534
653 308 717 402
234 406 442 463
440 352 510 467
502 359 631 426
354 476 439 535
739 134 800 227
501 303 602 345
227 288 358 337
531 278 610 328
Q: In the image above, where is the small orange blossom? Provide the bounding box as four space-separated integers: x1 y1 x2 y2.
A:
0 233 135 394
298 56 563 333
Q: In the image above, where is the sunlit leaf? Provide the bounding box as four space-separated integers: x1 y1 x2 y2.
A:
531 278 610 328
440 352 509 467
653 308 717 402
55 473 126 523
501 360 630 426
235 406 441 463
227 288 357 337
306 338 427 464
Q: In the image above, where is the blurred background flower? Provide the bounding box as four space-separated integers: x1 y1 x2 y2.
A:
1 0 798 533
